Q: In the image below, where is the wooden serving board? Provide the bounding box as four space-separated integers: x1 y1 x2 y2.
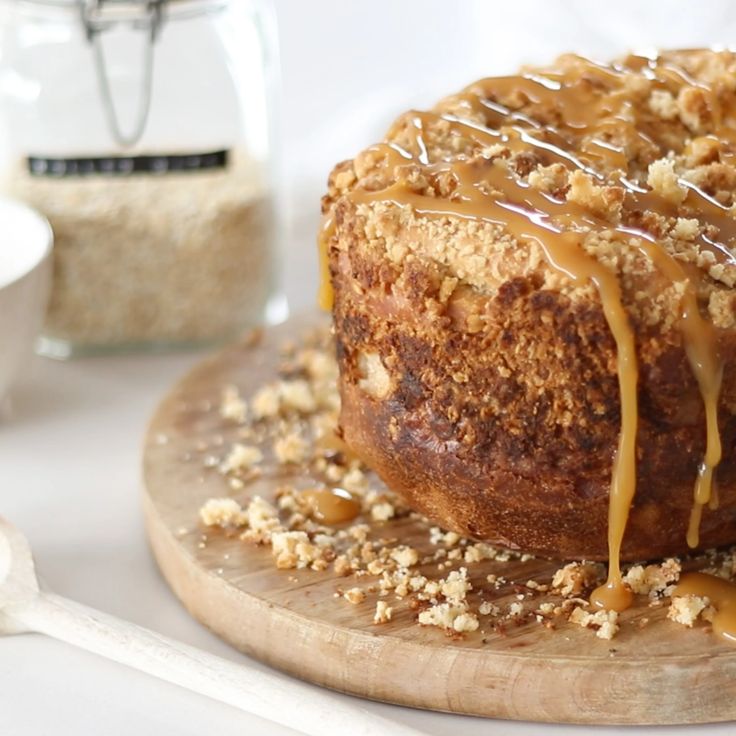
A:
142 311 736 726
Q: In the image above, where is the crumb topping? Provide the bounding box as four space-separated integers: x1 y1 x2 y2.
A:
343 587 366 605
219 443 263 474
551 562 605 596
199 498 246 529
324 49 736 332
374 600 393 624
623 558 681 599
569 607 620 640
220 385 247 424
667 594 713 627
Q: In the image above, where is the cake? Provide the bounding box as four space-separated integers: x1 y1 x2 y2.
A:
320 49 736 570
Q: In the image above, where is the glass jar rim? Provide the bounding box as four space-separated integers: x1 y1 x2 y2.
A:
10 0 225 5
8 0 230 21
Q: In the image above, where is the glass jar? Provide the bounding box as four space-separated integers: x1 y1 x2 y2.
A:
0 0 285 357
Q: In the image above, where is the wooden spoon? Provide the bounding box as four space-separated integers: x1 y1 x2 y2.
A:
0 516 426 736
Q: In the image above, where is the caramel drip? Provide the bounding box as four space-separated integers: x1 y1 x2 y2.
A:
301 487 361 525
614 221 725 553
318 215 336 310
325 53 733 609
686 364 723 547
674 572 736 643
314 429 363 465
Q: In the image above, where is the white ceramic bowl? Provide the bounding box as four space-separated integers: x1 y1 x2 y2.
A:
0 196 52 409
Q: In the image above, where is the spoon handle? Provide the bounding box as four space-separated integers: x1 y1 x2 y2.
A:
10 592 426 736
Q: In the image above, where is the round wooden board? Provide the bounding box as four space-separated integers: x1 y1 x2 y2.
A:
143 311 736 726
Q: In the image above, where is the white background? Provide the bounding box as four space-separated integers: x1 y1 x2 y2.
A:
3 1 736 734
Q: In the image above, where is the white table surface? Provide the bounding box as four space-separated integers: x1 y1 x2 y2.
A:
3 1 736 733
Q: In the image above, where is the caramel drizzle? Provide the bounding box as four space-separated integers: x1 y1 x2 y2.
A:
319 53 736 612
318 215 336 310
301 487 361 525
674 572 736 643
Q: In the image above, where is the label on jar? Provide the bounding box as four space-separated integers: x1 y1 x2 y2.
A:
26 150 229 177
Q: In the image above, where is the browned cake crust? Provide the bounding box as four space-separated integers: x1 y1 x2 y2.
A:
323 50 736 560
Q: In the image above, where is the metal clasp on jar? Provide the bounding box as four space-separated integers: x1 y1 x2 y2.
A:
78 0 168 147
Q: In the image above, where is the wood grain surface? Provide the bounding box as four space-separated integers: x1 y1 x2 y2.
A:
142 312 736 726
